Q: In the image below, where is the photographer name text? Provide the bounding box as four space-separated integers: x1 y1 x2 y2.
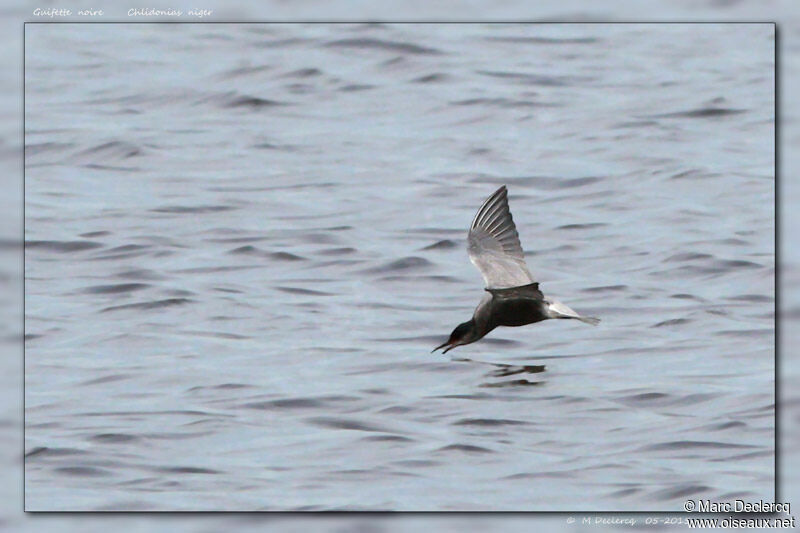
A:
689 499 790 514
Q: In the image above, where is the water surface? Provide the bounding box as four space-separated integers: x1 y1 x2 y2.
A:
24 23 775 511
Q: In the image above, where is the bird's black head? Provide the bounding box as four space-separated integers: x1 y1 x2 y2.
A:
432 319 476 354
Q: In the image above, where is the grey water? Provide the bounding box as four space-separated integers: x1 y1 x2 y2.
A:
24 23 774 511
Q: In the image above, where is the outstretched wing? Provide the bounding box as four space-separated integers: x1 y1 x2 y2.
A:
467 185 535 289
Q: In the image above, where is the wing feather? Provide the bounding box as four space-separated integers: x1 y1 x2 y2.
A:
467 186 535 289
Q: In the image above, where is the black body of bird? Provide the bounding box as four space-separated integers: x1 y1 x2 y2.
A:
433 186 598 354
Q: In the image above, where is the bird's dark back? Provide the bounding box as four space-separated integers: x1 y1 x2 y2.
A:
485 283 549 328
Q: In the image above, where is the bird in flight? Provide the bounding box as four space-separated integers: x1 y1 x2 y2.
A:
433 185 599 354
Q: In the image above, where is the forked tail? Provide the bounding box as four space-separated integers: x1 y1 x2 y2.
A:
576 316 600 326
547 300 600 326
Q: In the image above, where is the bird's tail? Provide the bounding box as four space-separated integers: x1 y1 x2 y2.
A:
547 300 600 326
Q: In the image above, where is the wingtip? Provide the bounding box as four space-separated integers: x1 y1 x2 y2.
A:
496 185 510 204
487 185 507 200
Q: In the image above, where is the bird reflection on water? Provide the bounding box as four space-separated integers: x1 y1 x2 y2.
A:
450 356 547 387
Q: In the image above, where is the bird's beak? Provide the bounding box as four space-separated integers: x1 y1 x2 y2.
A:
432 340 450 353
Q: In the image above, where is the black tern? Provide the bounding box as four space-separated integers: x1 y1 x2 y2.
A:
433 185 599 354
